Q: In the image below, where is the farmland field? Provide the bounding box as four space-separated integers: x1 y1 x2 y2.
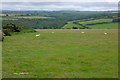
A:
1 16 55 21
62 21 83 29
62 19 117 29
86 23 118 29
0 18 18 21
2 29 118 78
78 19 112 25
15 16 55 19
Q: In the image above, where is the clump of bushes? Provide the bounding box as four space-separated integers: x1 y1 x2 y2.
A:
0 32 4 41
72 26 79 29
112 18 120 22
2 29 12 36
3 23 21 32
33 27 38 29
3 23 20 36
2 23 36 36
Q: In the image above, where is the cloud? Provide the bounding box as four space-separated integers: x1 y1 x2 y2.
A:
1 2 118 11
1 0 119 2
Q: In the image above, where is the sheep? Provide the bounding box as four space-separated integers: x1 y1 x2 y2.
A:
104 33 107 35
52 32 54 34
81 32 85 34
36 34 40 36
19 73 29 75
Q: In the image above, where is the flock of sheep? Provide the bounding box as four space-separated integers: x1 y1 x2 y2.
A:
35 31 107 37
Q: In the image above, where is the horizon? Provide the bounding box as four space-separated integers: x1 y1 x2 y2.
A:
1 9 119 12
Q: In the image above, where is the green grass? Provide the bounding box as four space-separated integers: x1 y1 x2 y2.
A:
79 19 113 25
62 22 83 29
62 18 95 29
87 23 118 29
2 30 118 78
1 16 55 21
62 19 117 29
15 16 55 19
0 18 18 21
0 42 2 80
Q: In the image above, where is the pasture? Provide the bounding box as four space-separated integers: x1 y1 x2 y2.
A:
62 21 83 29
15 16 55 19
87 23 118 29
1 16 55 21
2 29 118 78
78 19 112 25
62 19 117 29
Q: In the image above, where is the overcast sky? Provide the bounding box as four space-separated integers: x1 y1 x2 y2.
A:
1 0 119 11
1 0 119 2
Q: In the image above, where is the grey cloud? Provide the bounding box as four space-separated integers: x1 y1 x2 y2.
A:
2 2 118 11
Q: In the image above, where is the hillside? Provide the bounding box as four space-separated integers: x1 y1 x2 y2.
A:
1 11 118 29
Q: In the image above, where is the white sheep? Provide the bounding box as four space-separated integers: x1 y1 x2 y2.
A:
13 73 29 75
104 33 107 35
81 32 85 34
36 34 40 36
52 32 54 34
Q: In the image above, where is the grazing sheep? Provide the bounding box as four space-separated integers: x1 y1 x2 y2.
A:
81 32 85 34
36 34 40 36
13 73 29 75
52 32 54 34
104 33 107 35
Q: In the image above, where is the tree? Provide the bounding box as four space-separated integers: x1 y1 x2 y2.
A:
3 23 20 32
72 26 78 29
112 18 120 22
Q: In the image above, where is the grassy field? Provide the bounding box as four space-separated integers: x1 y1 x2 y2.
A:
0 42 2 79
15 16 55 19
62 22 83 29
1 16 55 21
2 29 118 78
79 19 113 25
0 18 18 21
62 19 116 29
87 23 118 29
